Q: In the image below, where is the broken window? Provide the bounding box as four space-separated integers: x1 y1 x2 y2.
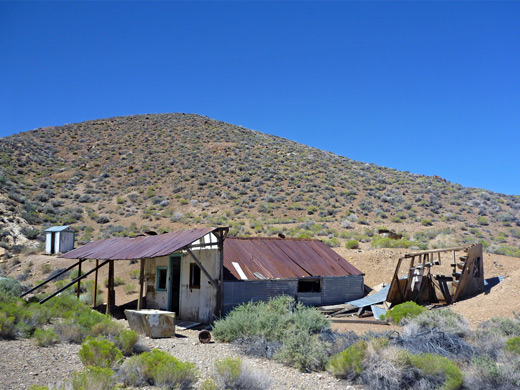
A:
156 267 168 291
189 263 201 289
298 278 321 293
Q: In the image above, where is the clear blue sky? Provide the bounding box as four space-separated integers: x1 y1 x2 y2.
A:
1 2 519 195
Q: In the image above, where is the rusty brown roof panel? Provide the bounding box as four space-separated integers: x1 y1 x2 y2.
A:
223 237 362 280
61 227 218 260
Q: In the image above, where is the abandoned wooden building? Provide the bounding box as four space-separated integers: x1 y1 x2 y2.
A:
29 227 364 324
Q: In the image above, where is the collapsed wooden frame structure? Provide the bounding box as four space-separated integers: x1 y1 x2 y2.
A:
386 243 484 305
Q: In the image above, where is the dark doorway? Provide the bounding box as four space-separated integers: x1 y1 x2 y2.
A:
50 232 56 254
168 255 182 314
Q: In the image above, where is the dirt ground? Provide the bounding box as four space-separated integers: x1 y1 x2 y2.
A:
4 247 519 332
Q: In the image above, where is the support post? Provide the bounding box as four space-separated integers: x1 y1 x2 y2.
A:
93 260 99 308
138 259 146 310
106 260 115 316
76 259 83 298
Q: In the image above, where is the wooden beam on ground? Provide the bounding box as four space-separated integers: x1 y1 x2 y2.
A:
138 258 146 310
331 318 389 325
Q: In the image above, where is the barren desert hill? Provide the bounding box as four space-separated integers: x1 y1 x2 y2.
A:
0 113 519 259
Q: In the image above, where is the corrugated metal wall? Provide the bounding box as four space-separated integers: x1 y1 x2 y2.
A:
321 275 364 305
222 275 364 315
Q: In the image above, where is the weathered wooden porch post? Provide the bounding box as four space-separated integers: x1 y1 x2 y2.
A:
137 259 146 310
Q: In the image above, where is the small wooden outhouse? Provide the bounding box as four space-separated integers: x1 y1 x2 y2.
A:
45 226 75 254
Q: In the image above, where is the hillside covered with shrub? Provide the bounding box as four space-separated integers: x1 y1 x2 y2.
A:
1 113 519 258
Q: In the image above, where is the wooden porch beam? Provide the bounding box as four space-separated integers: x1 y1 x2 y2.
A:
138 258 146 310
186 248 218 289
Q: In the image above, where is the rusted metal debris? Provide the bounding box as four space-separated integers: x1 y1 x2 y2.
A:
224 236 362 280
60 227 227 261
386 243 484 305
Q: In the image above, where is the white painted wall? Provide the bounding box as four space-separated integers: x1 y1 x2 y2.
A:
179 248 219 323
144 248 220 323
59 231 75 253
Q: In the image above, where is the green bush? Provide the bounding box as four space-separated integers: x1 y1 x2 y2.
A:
0 311 16 339
119 349 198 388
345 239 359 249
104 276 125 288
327 340 367 379
116 329 139 356
123 282 137 294
78 338 123 368
370 236 412 249
0 277 22 296
505 336 520 355
33 328 60 347
212 296 330 372
274 330 329 371
214 357 270 390
406 353 463 390
381 301 426 325
403 307 471 337
71 366 115 390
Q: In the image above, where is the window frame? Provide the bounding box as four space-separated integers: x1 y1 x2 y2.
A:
189 263 201 289
156 266 168 291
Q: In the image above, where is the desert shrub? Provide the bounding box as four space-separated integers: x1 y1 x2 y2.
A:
382 301 426 325
78 338 123 368
104 276 125 287
214 357 270 390
0 277 22 296
274 330 330 371
464 354 520 390
345 239 359 249
370 236 411 249
40 263 52 274
478 316 520 338
129 269 140 279
0 311 16 339
119 349 198 388
33 328 60 347
124 282 137 294
403 308 471 337
71 366 115 390
328 340 367 379
212 296 330 371
116 329 139 356
80 281 103 306
505 336 520 355
200 378 219 390
406 353 463 390
21 226 40 240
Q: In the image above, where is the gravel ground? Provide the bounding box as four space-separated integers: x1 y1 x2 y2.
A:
0 329 358 390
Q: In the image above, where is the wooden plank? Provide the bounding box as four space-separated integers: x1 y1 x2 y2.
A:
331 318 389 325
93 260 99 308
106 260 114 316
405 246 469 257
76 259 82 298
137 259 145 310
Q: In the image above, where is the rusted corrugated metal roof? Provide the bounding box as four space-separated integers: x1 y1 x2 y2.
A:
60 227 219 260
224 237 362 280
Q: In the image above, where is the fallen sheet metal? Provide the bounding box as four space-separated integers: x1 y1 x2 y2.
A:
344 284 391 308
371 305 387 320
